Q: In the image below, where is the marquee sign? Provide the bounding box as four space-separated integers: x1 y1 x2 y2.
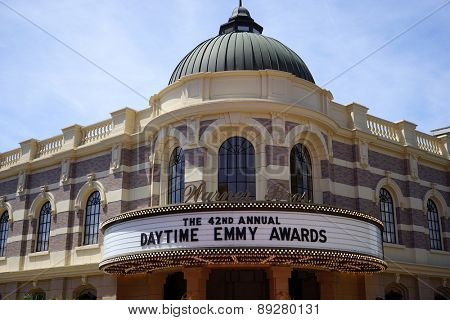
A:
100 202 386 274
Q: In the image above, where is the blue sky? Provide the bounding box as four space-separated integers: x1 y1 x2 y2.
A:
0 0 449 152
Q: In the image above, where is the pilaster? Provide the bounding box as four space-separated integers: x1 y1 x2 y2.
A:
346 103 369 133
61 124 82 150
268 266 293 300
183 268 210 300
437 133 450 159
148 272 168 300
316 271 338 299
49 278 65 300
97 275 117 300
19 139 38 163
396 120 418 148
110 107 137 135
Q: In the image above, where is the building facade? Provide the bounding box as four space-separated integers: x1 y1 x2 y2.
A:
0 3 449 300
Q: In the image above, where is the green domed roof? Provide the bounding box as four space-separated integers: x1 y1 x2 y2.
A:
169 3 315 85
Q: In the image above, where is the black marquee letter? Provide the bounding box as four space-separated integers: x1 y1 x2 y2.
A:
319 230 327 243
269 227 280 241
141 233 148 246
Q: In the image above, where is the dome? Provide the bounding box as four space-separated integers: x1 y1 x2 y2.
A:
169 3 315 85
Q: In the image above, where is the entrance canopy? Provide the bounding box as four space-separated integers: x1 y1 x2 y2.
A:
100 202 386 274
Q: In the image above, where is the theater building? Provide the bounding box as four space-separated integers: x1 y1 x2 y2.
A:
0 3 449 300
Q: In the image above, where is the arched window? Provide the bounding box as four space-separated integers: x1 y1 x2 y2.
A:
24 290 46 300
380 188 396 243
0 212 9 257
427 199 442 250
218 137 256 199
76 287 97 300
168 147 185 204
36 202 52 252
83 191 101 245
290 144 313 202
385 283 408 300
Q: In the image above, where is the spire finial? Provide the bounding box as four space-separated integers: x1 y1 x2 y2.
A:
219 0 263 35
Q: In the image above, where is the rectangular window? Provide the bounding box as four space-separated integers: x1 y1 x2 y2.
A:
237 26 250 32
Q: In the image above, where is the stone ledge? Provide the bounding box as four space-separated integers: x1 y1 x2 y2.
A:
430 249 450 257
29 251 50 258
383 243 406 250
75 244 100 252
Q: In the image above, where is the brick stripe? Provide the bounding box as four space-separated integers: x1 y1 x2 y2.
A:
396 208 427 228
254 118 273 134
418 164 448 186
0 178 17 196
123 170 151 190
71 153 112 178
185 148 206 167
398 230 429 250
122 146 152 167
2 143 447 196
266 146 288 166
28 167 61 190
322 162 450 206
125 198 151 212
332 141 356 162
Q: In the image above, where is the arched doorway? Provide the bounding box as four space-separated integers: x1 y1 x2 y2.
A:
24 289 46 300
385 290 404 300
289 270 320 300
207 269 269 300
385 283 408 300
164 272 187 300
434 287 449 300
77 288 97 300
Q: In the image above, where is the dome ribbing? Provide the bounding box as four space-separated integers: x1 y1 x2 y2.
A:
169 3 314 85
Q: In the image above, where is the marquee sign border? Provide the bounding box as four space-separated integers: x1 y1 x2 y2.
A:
100 203 386 274
99 247 387 274
101 202 384 230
